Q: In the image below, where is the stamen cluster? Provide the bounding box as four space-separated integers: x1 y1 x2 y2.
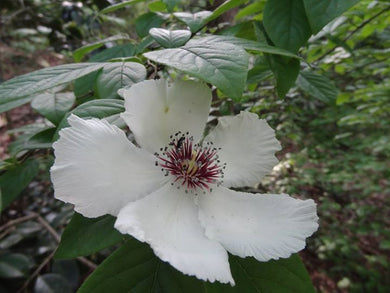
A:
155 132 225 192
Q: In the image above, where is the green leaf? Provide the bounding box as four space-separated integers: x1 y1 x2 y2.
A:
99 0 145 14
31 92 75 125
303 0 359 34
78 238 204 293
73 34 130 62
235 2 264 20
96 62 147 99
0 63 108 113
267 55 300 98
204 35 299 58
162 0 180 12
54 99 125 139
70 99 124 120
247 60 273 84
74 71 100 98
52 260 80 290
263 0 312 53
173 0 246 34
9 127 56 156
0 253 33 278
144 36 249 100
55 213 123 259
148 1 168 12
135 36 156 54
206 254 315 292
296 70 339 102
89 44 135 62
34 274 72 293
173 11 212 33
0 158 39 210
78 237 315 292
149 28 191 48
204 0 247 24
135 12 166 38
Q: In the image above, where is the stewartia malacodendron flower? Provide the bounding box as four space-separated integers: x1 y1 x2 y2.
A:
51 79 318 285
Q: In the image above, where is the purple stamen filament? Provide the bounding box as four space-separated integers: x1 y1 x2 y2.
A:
155 132 224 191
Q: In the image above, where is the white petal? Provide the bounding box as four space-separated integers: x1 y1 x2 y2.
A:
197 186 318 261
51 115 166 217
204 111 281 188
121 79 211 153
115 183 234 285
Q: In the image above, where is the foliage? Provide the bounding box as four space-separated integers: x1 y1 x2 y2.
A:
1 0 389 292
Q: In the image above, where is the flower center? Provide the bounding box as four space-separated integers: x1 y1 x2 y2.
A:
155 132 225 192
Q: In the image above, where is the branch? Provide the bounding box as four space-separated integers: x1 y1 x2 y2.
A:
16 251 56 293
314 6 390 63
29 212 97 270
0 213 38 233
1 212 97 272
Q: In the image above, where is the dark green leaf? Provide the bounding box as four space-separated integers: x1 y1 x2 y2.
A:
0 158 39 210
263 0 312 53
89 44 135 62
55 213 123 259
296 70 339 102
96 62 146 99
74 71 100 98
78 237 315 292
135 12 166 38
247 60 273 84
149 28 191 48
0 253 33 278
34 274 72 293
173 11 212 33
174 0 246 34
204 0 247 24
99 0 145 14
0 63 108 113
31 92 75 125
144 36 249 100
78 238 204 293
69 99 124 120
135 36 156 54
52 259 80 289
9 127 56 156
303 0 360 34
267 55 300 97
54 99 125 139
0 234 24 250
219 21 257 40
205 35 299 58
206 254 315 293
162 0 180 12
52 260 80 290
235 2 264 20
73 34 130 62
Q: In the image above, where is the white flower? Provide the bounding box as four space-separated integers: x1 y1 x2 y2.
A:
51 79 318 285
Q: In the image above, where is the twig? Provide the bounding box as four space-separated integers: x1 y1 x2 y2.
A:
33 213 61 243
76 257 98 270
314 6 390 63
16 250 56 293
0 213 38 233
29 212 97 270
1 212 97 272
0 226 16 240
